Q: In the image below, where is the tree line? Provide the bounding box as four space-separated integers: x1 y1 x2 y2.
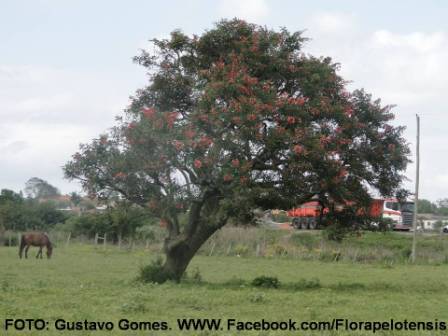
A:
0 178 160 245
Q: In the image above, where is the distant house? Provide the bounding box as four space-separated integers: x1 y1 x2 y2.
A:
38 194 109 214
418 213 448 230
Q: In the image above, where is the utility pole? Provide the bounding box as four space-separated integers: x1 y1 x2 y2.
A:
411 114 420 263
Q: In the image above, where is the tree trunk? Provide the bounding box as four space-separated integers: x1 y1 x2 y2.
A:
161 225 218 282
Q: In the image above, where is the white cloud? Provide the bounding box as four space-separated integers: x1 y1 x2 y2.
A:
310 12 356 35
0 64 140 194
304 19 448 200
218 0 269 23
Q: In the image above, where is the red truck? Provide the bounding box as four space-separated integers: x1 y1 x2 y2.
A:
288 198 414 230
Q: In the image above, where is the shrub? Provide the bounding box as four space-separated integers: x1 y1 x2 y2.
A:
234 244 249 256
251 276 280 289
3 234 19 247
137 257 171 284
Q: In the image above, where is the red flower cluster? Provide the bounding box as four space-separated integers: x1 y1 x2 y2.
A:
172 140 184 151
193 159 202 169
288 97 306 106
199 136 213 147
231 159 240 168
293 144 304 155
223 174 233 182
142 107 156 119
114 172 126 179
247 114 257 121
344 107 353 117
165 112 179 128
319 135 332 147
243 74 258 86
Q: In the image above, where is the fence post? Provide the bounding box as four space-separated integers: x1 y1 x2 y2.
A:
103 234 107 248
118 234 122 249
226 242 233 256
209 242 216 256
65 232 71 248
255 243 260 257
94 233 98 245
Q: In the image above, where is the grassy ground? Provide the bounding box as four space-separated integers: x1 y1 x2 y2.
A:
1 234 448 335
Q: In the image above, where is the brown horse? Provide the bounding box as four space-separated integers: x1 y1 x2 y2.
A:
19 232 53 259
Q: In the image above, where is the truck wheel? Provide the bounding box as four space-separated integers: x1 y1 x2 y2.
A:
292 218 300 229
309 218 317 230
300 219 308 230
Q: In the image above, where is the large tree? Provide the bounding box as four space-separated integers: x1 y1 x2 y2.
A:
64 20 409 281
24 177 60 199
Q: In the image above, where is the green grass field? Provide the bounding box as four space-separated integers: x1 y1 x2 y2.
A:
1 234 448 335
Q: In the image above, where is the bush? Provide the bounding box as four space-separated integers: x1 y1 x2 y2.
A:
251 276 280 289
234 244 249 256
3 233 19 247
137 257 171 284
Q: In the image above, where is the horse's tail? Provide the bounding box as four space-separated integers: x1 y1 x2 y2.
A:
18 234 25 258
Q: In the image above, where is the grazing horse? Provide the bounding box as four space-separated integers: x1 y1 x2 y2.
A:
19 232 53 259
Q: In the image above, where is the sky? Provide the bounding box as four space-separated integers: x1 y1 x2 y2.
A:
1 0 447 201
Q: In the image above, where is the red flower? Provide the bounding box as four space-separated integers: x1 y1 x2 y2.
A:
172 140 184 151
114 172 126 179
165 111 179 128
223 174 233 182
293 145 304 155
232 117 242 125
231 159 240 168
142 107 156 119
247 114 257 121
238 86 250 95
338 168 348 178
194 159 202 169
344 107 353 117
199 136 213 147
297 97 306 106
240 176 249 185
262 83 271 92
287 116 296 124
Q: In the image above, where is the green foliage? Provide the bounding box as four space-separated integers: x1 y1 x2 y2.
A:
251 276 280 288
24 177 60 199
66 202 156 240
418 199 436 213
0 189 68 232
2 233 19 246
137 257 172 284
